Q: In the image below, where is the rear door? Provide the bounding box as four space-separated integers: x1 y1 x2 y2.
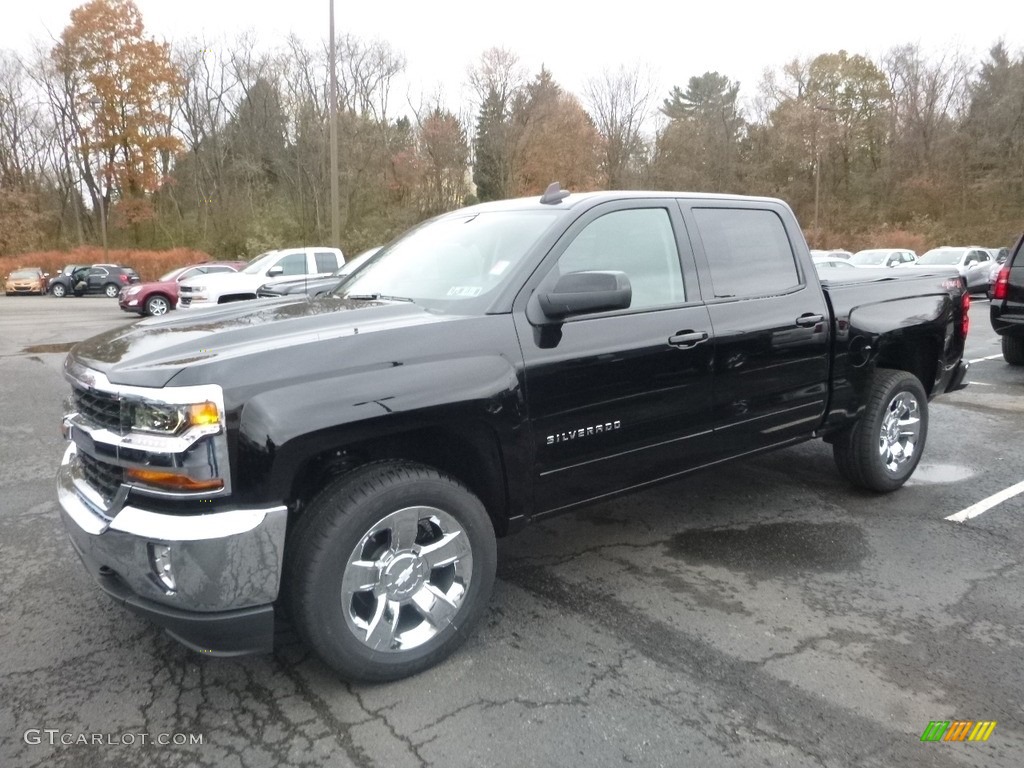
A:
85 267 109 292
515 199 716 513
680 202 830 456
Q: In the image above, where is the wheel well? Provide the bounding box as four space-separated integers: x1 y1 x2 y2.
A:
875 336 939 395
147 292 171 304
288 425 510 536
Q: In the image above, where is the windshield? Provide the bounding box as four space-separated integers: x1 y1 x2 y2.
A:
331 246 382 276
242 251 279 275
850 250 890 266
917 249 964 266
336 211 559 311
10 269 39 279
159 267 187 281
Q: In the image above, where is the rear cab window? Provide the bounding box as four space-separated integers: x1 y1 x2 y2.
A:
689 207 800 299
314 251 340 273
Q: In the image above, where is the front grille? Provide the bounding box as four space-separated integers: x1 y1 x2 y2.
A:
179 286 192 307
73 386 124 434
79 451 123 502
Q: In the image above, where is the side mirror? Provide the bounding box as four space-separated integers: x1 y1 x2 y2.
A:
267 266 284 277
538 271 632 320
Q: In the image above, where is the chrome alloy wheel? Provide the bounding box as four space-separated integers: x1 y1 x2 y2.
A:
877 391 921 473
340 505 473 652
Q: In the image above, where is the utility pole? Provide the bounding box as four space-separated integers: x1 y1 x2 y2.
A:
89 96 109 263
329 0 341 252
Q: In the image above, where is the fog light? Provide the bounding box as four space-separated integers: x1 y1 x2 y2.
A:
149 543 176 592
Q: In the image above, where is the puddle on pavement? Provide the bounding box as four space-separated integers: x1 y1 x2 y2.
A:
905 463 975 485
21 342 77 354
667 521 868 576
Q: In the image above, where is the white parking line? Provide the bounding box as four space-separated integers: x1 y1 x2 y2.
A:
967 354 1004 364
946 480 1024 523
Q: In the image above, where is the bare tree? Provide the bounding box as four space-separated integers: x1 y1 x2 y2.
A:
466 47 526 111
584 64 653 188
881 43 972 218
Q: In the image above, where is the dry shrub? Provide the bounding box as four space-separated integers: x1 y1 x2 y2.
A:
0 246 214 283
849 227 931 254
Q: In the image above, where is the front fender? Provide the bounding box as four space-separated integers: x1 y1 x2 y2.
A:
235 355 526 502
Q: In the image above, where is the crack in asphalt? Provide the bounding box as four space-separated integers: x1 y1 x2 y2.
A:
498 563 972 768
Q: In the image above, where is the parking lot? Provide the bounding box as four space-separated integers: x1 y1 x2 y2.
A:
1 294 1022 768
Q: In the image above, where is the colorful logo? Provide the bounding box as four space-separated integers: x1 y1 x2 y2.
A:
920 721 996 742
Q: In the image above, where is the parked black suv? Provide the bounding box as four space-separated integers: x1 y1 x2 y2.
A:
49 264 140 298
990 233 1024 363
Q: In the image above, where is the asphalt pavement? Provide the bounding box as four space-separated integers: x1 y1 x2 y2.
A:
1 293 1022 768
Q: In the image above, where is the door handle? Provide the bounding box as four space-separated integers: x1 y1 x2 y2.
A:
795 314 824 327
668 331 709 348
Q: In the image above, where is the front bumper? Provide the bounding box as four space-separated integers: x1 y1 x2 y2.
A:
118 294 143 313
58 443 287 655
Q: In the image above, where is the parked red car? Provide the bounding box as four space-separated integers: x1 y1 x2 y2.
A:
119 261 247 316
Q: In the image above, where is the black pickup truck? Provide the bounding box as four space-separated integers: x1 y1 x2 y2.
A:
57 187 969 681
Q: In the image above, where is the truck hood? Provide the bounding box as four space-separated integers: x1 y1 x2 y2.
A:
179 270 260 288
67 297 448 388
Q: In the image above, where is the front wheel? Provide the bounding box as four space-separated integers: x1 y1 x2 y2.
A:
145 295 171 316
50 283 66 298
285 461 497 682
1002 336 1024 365
833 369 928 492
103 283 120 298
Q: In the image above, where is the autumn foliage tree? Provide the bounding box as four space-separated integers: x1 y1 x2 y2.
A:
3 5 1022 260
414 107 470 217
52 0 182 235
511 67 604 195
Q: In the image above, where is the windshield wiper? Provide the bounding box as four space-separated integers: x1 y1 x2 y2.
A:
345 293 414 303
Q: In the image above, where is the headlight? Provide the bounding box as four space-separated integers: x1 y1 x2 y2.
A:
190 285 205 294
125 286 142 296
126 399 221 435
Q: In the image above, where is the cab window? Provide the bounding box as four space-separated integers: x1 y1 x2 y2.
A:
274 252 307 276
693 208 799 298
554 208 685 310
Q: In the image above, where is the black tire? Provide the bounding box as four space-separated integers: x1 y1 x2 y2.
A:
145 294 171 316
1002 336 1024 366
103 283 120 298
284 461 497 682
832 368 928 492
50 283 66 298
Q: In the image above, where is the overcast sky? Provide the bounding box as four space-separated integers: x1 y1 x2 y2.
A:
4 0 1020 115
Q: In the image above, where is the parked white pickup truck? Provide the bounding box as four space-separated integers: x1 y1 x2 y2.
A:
178 247 344 308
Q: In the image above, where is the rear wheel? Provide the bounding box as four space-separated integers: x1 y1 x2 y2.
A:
1002 336 1024 365
103 283 120 298
50 283 66 298
833 369 928 492
285 461 497 682
145 295 171 316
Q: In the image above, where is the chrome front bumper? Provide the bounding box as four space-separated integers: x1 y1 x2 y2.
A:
58 443 288 615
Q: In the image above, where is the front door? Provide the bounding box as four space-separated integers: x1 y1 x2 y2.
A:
515 201 716 514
